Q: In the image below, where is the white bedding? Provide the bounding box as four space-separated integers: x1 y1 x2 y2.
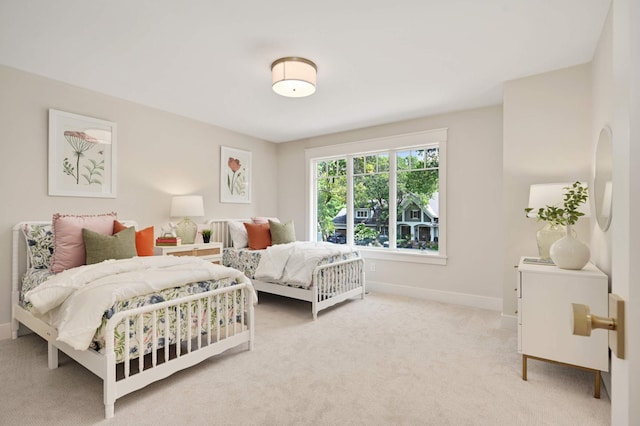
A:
254 241 357 288
25 256 254 351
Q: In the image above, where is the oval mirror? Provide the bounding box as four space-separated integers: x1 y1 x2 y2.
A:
593 126 613 231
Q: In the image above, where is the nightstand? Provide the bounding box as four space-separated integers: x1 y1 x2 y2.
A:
517 257 608 398
154 242 223 264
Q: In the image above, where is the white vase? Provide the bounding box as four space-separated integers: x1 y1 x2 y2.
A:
536 223 566 259
549 224 590 270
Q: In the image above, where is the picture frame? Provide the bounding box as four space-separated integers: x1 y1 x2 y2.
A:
220 146 251 203
48 109 116 198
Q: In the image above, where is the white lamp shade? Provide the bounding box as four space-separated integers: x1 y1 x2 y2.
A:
170 195 204 217
271 57 317 98
527 182 590 218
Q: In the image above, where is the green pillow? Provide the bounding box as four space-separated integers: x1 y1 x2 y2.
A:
83 226 137 265
269 220 296 245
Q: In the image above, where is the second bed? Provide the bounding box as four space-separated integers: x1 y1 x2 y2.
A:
208 219 365 319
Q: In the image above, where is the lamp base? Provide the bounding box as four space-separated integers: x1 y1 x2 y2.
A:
536 223 565 259
175 217 197 244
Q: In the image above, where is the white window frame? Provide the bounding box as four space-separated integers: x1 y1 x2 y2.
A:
305 129 447 265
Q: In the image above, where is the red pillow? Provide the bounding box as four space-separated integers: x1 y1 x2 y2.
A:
244 222 272 250
114 220 154 256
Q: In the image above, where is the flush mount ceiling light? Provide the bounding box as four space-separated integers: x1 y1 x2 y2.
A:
271 57 317 98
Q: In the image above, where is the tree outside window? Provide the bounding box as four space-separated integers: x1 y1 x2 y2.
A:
314 144 440 253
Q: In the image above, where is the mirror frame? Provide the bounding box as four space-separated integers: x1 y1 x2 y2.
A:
593 126 613 231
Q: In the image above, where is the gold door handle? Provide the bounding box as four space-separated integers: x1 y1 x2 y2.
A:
571 294 625 359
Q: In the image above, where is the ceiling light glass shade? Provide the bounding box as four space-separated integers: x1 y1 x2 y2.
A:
271 57 317 98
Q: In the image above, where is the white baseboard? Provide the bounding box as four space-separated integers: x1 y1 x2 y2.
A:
500 314 518 330
367 280 502 311
0 322 12 340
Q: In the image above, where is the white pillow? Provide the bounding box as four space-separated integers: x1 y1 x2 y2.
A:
227 221 248 248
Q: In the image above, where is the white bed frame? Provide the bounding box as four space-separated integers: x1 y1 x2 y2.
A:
208 219 365 319
11 221 255 419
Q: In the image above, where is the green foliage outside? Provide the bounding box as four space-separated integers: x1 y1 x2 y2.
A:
354 222 379 242
316 147 440 248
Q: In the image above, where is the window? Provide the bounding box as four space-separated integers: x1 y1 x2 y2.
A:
355 209 369 219
307 129 446 261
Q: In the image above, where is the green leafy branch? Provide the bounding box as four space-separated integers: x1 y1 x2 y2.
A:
524 181 588 226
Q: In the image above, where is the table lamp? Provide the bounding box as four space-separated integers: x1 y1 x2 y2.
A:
170 195 204 244
527 182 589 259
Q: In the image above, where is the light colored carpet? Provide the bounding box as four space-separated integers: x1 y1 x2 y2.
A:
0 292 610 425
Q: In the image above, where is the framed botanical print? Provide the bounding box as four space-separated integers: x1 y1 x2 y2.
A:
220 146 251 203
48 109 116 198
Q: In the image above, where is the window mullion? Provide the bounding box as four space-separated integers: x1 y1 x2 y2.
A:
346 155 354 245
389 151 397 249
309 160 317 241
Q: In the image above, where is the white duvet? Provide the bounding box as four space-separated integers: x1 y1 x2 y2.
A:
25 256 254 351
254 241 356 288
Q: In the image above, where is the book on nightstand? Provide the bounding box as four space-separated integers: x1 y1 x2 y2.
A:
522 257 555 266
155 237 181 246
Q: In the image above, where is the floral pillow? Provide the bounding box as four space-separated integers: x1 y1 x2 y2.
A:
22 224 54 270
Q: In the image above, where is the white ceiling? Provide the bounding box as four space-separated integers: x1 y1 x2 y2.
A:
0 1 610 143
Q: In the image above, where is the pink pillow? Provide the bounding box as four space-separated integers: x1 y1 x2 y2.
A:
50 212 117 273
251 217 280 224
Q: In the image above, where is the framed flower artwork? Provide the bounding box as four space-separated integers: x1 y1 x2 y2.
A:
220 146 251 203
48 109 117 198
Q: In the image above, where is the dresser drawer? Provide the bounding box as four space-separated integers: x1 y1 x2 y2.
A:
154 242 223 264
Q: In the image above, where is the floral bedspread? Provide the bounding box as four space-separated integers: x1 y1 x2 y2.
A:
21 269 247 363
223 248 262 281
223 246 360 290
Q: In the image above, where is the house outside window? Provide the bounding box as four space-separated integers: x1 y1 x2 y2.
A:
307 129 447 262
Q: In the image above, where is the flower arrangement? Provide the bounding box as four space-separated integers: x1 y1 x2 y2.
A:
525 181 588 226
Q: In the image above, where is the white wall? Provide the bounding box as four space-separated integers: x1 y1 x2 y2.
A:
588 4 614 397
0 65 278 335
502 64 593 320
277 106 504 310
590 6 613 276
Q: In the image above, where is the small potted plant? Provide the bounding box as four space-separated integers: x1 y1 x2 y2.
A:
525 181 589 269
201 229 212 244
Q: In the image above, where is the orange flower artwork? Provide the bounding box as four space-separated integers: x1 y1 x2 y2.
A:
221 146 251 203
227 157 245 195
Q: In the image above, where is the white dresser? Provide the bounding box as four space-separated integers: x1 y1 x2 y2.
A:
517 257 609 397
